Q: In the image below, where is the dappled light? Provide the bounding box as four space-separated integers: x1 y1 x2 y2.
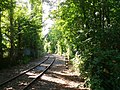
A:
0 0 120 90
41 74 81 88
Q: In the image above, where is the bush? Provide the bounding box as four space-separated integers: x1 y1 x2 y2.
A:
81 49 120 90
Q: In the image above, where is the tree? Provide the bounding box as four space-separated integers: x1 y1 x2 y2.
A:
0 0 44 68
0 8 2 61
9 0 15 62
0 0 10 65
48 0 120 89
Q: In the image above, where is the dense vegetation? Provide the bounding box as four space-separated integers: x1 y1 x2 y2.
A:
0 0 120 89
45 0 120 90
0 0 43 68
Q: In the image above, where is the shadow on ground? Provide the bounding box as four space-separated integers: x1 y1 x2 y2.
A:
30 54 89 90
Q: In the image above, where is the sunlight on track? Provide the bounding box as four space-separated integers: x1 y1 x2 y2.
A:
41 71 81 88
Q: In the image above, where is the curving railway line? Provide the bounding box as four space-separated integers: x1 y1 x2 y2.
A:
0 56 55 90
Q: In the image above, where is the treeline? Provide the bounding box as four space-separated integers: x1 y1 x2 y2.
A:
0 0 44 69
45 0 120 90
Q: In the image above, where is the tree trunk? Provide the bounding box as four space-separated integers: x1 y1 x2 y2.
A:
93 0 97 28
81 0 86 29
99 3 102 28
102 1 105 30
0 9 3 61
9 0 14 62
105 0 110 26
17 18 22 62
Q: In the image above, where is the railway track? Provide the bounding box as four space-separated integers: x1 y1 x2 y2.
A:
0 56 55 90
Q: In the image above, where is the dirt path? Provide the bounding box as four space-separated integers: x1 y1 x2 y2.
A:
0 54 89 90
35 54 88 90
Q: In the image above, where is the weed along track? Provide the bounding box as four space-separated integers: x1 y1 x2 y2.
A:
0 56 55 90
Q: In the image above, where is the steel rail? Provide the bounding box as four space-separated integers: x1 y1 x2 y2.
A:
23 58 55 90
0 56 49 87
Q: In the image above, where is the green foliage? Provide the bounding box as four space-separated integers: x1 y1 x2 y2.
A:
0 0 44 69
47 0 120 89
